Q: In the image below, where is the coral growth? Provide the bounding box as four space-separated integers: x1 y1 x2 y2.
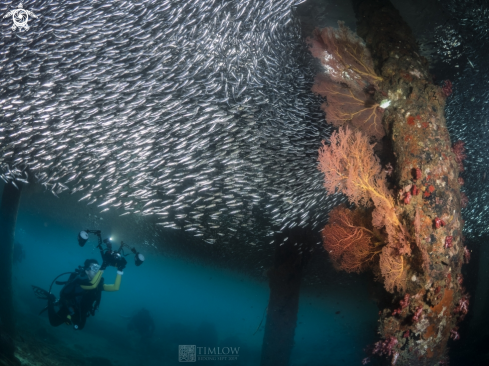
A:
460 192 469 208
450 327 460 340
318 127 410 292
464 246 471 264
307 21 381 91
445 236 453 249
434 217 445 229
379 245 407 293
392 293 410 316
313 8 467 366
312 74 385 140
452 140 466 172
308 22 384 140
412 167 422 181
454 296 469 319
442 80 453 97
412 306 423 322
362 357 371 365
372 336 398 365
403 191 411 204
414 208 430 274
384 163 393 176
321 205 380 273
318 127 387 207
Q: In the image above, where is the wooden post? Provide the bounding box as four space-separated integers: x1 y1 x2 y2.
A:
260 228 313 366
352 0 465 364
0 182 22 336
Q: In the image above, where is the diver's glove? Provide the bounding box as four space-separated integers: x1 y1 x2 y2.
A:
117 257 127 272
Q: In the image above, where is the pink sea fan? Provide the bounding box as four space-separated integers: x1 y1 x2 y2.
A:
307 21 381 92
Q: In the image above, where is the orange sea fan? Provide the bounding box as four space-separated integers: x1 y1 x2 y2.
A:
379 244 407 293
322 205 381 273
318 127 412 288
312 74 384 140
318 127 391 208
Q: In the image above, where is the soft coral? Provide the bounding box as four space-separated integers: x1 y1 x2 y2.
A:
372 336 398 356
452 141 466 172
454 296 469 318
321 205 377 273
392 293 410 315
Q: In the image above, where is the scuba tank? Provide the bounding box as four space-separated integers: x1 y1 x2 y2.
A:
33 265 104 327
57 267 104 321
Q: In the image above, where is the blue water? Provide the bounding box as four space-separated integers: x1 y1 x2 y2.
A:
10 188 378 365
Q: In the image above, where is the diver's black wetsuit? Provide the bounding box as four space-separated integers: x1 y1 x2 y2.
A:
48 300 71 327
48 269 121 330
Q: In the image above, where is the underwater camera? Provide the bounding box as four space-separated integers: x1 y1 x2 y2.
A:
78 230 145 268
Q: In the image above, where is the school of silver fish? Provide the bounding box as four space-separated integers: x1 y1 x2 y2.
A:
0 0 482 245
0 0 344 246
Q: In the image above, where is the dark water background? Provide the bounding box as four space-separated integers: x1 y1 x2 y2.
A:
8 181 378 365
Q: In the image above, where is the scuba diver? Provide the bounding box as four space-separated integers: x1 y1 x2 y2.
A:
127 308 155 339
33 255 125 330
32 229 144 331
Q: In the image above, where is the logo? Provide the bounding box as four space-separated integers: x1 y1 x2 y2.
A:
3 3 38 32
179 345 240 362
179 345 196 363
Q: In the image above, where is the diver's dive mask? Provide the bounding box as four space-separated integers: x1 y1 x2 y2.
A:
85 263 100 280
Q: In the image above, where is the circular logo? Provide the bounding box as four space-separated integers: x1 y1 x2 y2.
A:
13 9 29 28
3 4 38 32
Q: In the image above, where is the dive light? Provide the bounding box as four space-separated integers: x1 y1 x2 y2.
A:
78 231 89 247
134 250 145 266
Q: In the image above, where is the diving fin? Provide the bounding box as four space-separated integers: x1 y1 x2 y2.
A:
32 285 49 300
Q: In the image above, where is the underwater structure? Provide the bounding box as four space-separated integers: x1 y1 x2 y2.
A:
311 0 467 364
261 228 315 366
0 183 22 337
354 2 465 364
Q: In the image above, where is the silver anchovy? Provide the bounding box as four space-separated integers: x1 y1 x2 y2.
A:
1 0 341 249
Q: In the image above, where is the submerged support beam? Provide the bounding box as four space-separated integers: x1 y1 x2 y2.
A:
0 183 22 336
353 0 465 365
260 228 313 366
